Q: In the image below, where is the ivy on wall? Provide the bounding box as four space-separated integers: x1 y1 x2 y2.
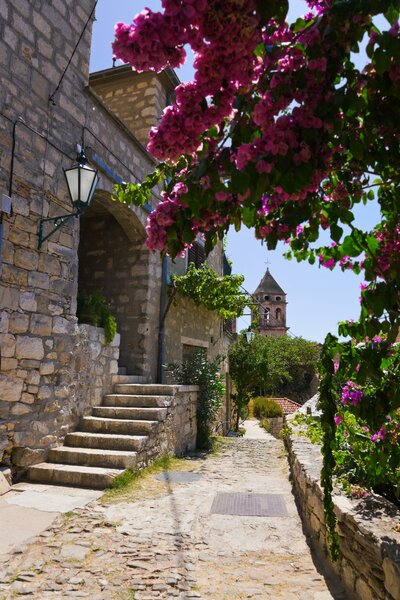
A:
171 263 251 320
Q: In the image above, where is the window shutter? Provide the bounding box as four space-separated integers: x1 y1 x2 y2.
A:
187 241 205 269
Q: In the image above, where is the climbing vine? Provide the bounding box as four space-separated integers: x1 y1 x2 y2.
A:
171 263 251 320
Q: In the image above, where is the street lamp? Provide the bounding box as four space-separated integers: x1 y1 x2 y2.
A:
38 147 99 248
245 328 255 343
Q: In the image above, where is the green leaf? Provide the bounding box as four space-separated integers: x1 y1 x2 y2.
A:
350 139 364 160
331 224 343 243
374 48 391 74
256 0 288 23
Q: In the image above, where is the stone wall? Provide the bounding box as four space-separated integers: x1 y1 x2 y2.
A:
0 0 228 472
8 323 120 469
263 416 284 438
136 386 198 468
164 294 231 434
0 0 157 468
287 429 400 600
89 67 179 148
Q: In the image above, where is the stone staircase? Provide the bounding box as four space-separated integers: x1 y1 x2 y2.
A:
28 376 176 490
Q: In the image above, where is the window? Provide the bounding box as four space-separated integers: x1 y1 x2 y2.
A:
187 240 205 269
276 308 282 320
276 296 281 301
224 318 234 336
182 344 206 362
264 308 270 322
264 295 270 301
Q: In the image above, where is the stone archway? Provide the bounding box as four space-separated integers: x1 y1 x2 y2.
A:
77 191 158 378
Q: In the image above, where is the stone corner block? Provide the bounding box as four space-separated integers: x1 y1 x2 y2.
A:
383 556 400 599
15 336 45 360
0 469 12 496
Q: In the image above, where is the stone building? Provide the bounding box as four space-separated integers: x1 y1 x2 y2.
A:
252 268 289 336
0 0 231 478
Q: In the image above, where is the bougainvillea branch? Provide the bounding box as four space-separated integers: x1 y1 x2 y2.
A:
113 0 400 557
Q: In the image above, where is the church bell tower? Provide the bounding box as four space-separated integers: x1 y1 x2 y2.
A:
252 268 288 337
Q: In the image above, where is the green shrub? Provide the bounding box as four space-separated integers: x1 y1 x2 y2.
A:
260 418 271 433
166 351 225 450
77 292 117 344
253 397 283 419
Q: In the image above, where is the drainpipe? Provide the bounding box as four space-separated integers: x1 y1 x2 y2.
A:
157 257 178 383
157 257 168 384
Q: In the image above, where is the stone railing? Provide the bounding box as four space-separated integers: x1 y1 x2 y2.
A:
264 416 285 438
136 385 198 468
74 324 120 415
286 428 400 600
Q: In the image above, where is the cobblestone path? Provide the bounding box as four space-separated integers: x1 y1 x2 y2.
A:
0 438 349 599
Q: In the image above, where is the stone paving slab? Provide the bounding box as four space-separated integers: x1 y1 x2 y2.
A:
0 439 349 599
0 501 58 557
5 490 101 513
242 419 273 439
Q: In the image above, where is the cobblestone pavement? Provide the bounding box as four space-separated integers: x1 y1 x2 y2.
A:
0 438 350 600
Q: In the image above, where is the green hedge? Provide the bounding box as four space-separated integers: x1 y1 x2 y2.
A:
253 397 283 419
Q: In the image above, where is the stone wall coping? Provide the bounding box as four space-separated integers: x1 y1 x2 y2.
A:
289 431 400 541
77 323 121 348
287 422 400 600
89 65 181 94
175 385 199 393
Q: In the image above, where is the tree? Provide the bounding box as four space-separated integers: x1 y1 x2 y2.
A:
112 0 400 555
228 333 320 400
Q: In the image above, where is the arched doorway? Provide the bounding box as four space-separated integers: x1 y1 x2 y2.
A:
77 191 157 377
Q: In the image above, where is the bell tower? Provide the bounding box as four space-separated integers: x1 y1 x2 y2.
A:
252 269 288 337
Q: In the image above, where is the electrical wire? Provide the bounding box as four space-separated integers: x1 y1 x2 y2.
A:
49 1 98 105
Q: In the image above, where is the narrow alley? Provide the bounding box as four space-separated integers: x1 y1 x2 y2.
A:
0 431 349 599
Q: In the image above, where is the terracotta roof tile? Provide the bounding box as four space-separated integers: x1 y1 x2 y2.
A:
270 397 302 415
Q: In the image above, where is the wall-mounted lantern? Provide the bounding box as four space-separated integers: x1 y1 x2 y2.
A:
245 328 255 343
38 147 98 248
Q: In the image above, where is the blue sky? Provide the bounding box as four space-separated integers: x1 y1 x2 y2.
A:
89 1 380 342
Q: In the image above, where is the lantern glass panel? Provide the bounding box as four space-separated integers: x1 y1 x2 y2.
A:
65 164 98 208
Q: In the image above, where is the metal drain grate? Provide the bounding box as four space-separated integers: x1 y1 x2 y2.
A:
210 493 288 517
155 471 203 484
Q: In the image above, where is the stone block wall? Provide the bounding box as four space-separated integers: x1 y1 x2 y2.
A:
136 386 198 468
7 323 120 469
78 208 160 377
287 429 400 600
0 0 157 469
264 416 284 438
89 67 179 149
0 0 229 473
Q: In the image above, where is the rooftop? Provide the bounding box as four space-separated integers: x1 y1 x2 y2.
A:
269 397 302 415
254 268 286 296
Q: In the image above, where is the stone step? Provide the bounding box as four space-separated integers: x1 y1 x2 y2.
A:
28 463 123 489
93 406 167 421
65 432 148 452
80 416 158 435
112 375 148 384
113 384 176 396
104 394 172 408
48 447 138 470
